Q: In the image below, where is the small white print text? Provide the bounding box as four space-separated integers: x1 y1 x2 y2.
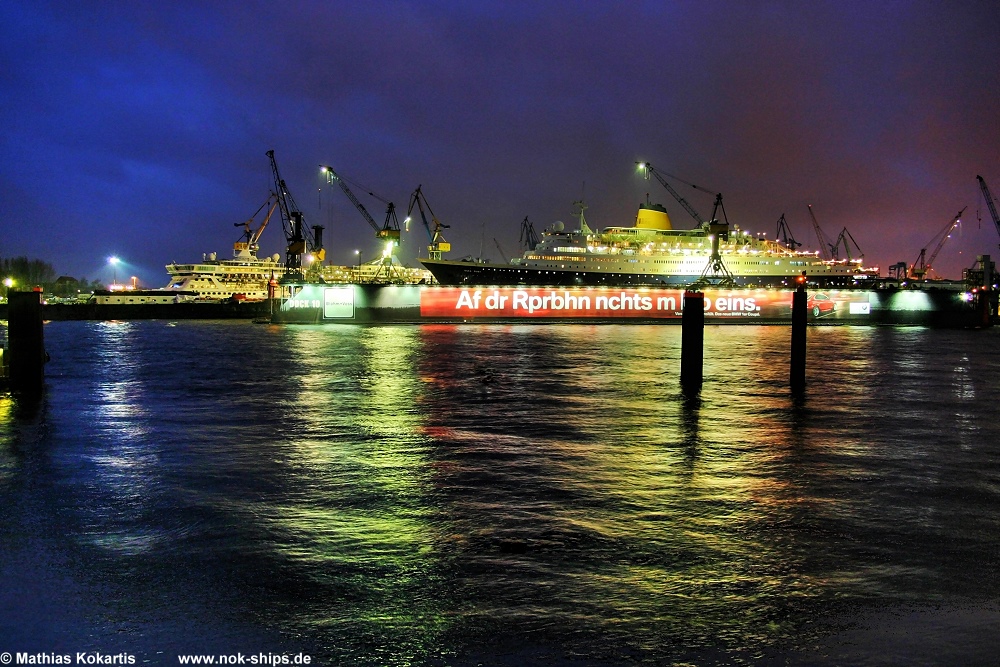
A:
3 654 310 666
13 654 135 665
177 654 311 665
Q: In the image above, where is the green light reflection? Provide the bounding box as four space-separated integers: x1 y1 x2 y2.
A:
258 326 449 664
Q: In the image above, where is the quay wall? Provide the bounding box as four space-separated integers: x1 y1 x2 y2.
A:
0 299 270 321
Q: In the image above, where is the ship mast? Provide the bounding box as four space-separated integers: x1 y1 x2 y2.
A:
573 200 593 235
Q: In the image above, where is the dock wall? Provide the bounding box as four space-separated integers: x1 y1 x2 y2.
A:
0 300 270 321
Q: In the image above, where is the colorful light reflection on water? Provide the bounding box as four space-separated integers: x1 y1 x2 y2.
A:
1 321 999 665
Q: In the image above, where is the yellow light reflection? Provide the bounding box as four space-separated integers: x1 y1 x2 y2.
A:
411 324 825 645
0 392 15 486
256 325 447 658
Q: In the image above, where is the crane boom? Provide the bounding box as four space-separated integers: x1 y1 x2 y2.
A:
234 194 278 253
926 207 966 272
978 175 1000 250
637 162 705 223
268 149 312 275
321 165 401 245
807 204 834 260
519 216 540 250
322 166 380 232
493 238 508 262
775 213 801 249
831 227 863 261
251 201 278 247
406 185 450 260
910 207 966 279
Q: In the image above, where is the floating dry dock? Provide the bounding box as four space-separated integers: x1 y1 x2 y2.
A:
273 283 994 327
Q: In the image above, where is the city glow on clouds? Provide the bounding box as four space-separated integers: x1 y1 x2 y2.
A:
1 1 998 283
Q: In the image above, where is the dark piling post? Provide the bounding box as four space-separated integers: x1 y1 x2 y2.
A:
980 254 994 327
681 290 704 393
7 290 46 393
790 282 807 392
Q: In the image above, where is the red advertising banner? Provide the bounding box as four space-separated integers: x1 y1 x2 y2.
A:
418 287 838 320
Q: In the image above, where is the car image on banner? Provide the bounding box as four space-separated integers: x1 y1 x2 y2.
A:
808 293 836 317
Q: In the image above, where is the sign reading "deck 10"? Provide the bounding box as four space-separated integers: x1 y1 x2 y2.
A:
420 287 810 319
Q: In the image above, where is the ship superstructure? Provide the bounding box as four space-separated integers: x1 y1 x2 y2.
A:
165 245 283 301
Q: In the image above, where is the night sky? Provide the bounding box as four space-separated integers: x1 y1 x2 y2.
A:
2 1 999 286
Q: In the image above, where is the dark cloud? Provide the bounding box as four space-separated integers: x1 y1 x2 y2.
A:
2 0 998 284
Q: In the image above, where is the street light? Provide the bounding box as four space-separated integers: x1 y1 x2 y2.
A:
2 277 12 300
108 256 120 287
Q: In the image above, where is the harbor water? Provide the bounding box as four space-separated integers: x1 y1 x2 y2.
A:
2 321 1000 665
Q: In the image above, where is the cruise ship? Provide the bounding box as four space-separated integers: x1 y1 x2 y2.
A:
165 243 283 301
165 244 435 300
419 202 879 288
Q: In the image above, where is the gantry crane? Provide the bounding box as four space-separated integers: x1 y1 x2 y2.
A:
405 185 450 260
268 150 324 278
888 261 909 281
978 175 1000 251
909 207 967 279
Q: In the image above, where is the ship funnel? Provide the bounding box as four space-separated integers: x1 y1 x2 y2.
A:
635 203 672 231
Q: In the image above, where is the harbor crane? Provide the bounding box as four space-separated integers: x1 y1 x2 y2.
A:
493 238 508 262
405 185 450 260
636 161 733 286
234 194 278 255
888 261 909 281
519 216 540 251
775 213 802 249
830 226 864 262
320 165 402 280
320 165 401 246
909 207 966 280
806 204 835 260
268 150 324 278
693 191 735 287
978 175 1000 251
636 162 706 223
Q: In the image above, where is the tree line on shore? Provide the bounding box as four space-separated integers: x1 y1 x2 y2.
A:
1 256 105 296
